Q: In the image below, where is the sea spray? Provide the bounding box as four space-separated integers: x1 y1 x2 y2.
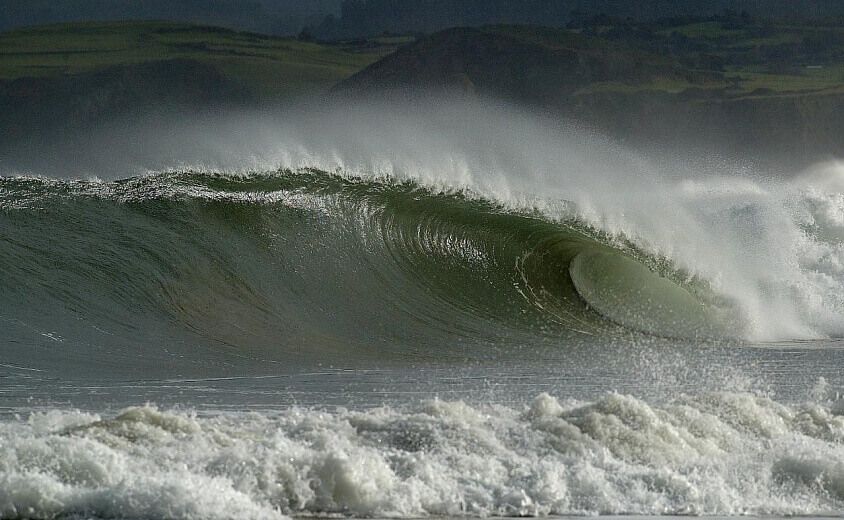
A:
3 161 844 342
4 98 843 341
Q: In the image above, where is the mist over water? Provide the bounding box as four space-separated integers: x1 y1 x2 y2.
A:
4 96 842 341
3 96 844 518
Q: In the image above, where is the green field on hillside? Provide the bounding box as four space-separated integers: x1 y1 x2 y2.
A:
0 21 398 98
5 19 843 100
576 17 844 96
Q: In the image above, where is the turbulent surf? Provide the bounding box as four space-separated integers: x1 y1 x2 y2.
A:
3 100 844 518
6 392 844 519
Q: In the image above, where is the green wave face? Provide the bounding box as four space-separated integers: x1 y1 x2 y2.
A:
570 250 738 339
0 170 738 373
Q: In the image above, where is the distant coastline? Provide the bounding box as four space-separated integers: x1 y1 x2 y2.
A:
2 18 843 170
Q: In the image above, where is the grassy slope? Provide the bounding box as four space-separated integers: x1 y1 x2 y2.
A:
3 19 842 170
340 24 699 103
343 21 843 100
5 19 841 103
337 22 844 169
0 21 395 100
580 19 844 97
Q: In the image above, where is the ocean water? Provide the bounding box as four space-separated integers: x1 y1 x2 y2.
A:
2 99 844 518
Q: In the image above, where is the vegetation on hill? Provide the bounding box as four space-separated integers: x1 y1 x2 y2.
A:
0 0 341 36
310 0 844 40
0 21 393 99
573 12 844 95
339 25 706 99
338 20 844 168
341 16 844 97
0 21 400 144
1 17 843 169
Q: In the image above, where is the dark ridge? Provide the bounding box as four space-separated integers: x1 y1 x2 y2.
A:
338 26 686 101
336 24 844 170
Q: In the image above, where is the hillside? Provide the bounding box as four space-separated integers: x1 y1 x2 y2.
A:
2 19 843 170
311 0 844 40
0 0 342 35
0 21 396 144
339 26 713 100
338 22 844 169
0 21 392 98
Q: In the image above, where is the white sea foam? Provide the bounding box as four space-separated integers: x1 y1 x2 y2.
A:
2 392 844 519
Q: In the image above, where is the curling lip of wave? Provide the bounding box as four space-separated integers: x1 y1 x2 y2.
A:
0 170 746 359
3 97 844 341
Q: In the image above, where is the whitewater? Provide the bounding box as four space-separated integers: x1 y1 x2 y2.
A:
2 97 844 518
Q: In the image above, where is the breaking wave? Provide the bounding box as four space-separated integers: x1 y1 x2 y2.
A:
3 97 844 519
2 165 844 364
4 391 844 518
